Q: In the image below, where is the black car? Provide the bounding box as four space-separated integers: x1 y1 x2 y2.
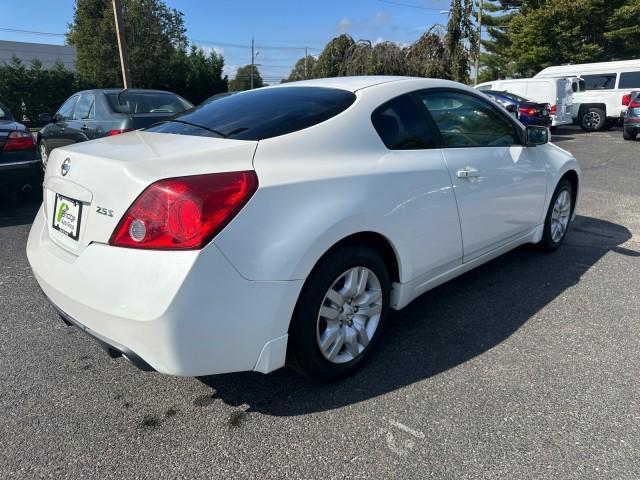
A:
37 89 193 168
0 101 41 199
623 91 640 141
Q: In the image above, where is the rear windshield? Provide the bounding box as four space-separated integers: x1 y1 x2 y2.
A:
491 91 529 103
146 86 356 140
106 91 192 114
0 103 13 121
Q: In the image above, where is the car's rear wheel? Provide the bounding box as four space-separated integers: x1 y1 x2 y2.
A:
288 245 390 381
537 179 573 252
39 140 49 171
580 108 605 132
623 128 637 140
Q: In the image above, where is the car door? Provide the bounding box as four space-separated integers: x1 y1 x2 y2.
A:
44 95 79 151
370 93 463 282
68 93 97 142
417 89 547 263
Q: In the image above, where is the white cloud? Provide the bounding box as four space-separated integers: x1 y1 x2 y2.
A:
337 18 352 33
372 37 385 46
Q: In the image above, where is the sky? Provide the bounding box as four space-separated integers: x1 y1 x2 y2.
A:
0 0 452 83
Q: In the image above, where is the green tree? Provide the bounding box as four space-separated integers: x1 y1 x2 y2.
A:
312 34 355 78
67 0 188 88
228 65 263 91
479 0 637 81
177 46 228 104
443 0 475 83
406 26 447 78
285 55 317 82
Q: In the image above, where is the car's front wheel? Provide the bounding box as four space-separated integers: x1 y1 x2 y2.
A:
39 140 49 171
289 245 390 381
537 179 574 252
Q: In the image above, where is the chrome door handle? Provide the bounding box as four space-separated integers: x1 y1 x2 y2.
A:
80 125 89 130
457 167 480 179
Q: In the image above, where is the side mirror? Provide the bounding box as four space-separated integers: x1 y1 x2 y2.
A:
505 104 518 118
39 113 53 123
526 125 549 146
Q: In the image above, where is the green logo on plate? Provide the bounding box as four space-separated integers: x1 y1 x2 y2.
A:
56 202 69 222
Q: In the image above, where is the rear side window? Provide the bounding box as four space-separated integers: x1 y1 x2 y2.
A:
106 92 192 114
582 73 616 90
148 87 356 141
419 91 518 148
619 71 640 89
73 94 94 120
371 94 435 150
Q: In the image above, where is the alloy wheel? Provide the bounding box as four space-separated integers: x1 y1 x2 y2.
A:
550 189 571 243
316 267 383 364
583 111 601 129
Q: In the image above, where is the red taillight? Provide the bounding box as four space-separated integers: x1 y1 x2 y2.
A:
630 101 640 108
3 130 35 152
107 128 134 136
622 93 631 106
550 104 557 115
518 107 538 116
109 171 258 250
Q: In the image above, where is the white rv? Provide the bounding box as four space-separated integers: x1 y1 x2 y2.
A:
475 78 574 127
535 59 640 131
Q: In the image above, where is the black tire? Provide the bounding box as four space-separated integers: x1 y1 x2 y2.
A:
623 128 637 141
288 244 391 381
537 179 574 252
580 108 606 132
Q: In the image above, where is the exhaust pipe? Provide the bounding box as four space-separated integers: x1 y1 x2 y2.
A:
21 184 33 193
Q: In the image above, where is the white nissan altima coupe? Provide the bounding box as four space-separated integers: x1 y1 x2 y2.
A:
27 76 580 381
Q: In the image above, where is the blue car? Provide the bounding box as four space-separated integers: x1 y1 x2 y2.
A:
482 90 552 128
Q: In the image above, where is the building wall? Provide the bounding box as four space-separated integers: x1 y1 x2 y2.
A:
0 40 76 71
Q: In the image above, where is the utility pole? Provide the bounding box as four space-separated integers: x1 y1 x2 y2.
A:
474 0 483 85
304 47 308 79
112 0 131 88
250 37 255 89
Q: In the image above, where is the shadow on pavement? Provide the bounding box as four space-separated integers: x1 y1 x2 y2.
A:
198 215 634 416
0 191 41 228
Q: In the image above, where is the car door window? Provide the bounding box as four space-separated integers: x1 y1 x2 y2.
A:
73 95 94 120
418 91 519 148
581 73 616 90
371 94 435 150
56 96 78 121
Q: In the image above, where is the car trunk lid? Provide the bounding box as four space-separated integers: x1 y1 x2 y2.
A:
42 130 257 255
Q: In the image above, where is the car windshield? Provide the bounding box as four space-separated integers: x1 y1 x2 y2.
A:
0 103 14 121
105 91 193 114
146 86 356 140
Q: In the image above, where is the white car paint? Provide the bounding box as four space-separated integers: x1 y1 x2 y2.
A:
27 76 581 377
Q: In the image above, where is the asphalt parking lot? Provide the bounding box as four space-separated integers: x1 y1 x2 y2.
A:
1 126 638 479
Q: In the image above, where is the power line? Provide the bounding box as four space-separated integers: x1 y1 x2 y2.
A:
0 27 66 37
376 0 448 11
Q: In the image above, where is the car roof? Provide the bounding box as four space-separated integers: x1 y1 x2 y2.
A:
272 76 472 93
75 88 179 95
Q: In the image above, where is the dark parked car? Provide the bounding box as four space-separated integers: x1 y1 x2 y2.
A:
482 90 552 128
0 101 41 199
623 91 640 141
37 89 193 168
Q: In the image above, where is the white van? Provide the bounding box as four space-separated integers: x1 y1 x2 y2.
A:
535 59 640 131
475 78 574 127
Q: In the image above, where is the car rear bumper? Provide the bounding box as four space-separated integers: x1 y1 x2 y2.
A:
27 205 303 376
0 159 42 188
